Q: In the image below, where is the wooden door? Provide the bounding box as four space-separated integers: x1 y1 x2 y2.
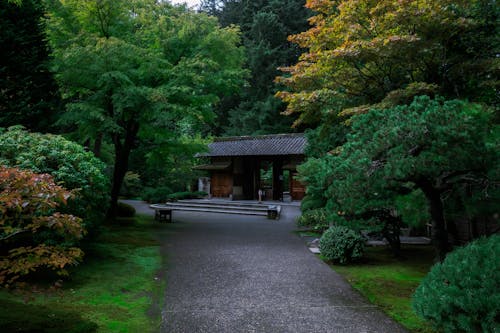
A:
290 172 305 200
211 173 232 197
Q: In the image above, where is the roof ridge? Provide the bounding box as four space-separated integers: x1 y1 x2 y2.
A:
214 133 304 142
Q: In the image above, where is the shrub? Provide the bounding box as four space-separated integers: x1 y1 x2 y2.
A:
167 191 207 201
116 202 136 217
0 166 85 286
0 126 109 229
141 186 173 203
412 234 500 333
120 171 142 198
297 208 329 232
319 226 365 264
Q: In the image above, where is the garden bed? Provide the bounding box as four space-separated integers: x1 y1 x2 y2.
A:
328 245 437 333
0 215 166 333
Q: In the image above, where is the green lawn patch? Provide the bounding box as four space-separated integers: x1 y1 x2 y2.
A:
329 245 437 333
0 215 167 333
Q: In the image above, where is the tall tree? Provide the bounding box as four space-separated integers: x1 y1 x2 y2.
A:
278 0 499 259
199 0 225 16
45 0 246 217
0 0 61 131
201 0 311 135
316 97 498 260
276 0 499 126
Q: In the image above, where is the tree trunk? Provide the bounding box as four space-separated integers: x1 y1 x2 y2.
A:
93 132 103 158
107 122 139 219
418 179 450 261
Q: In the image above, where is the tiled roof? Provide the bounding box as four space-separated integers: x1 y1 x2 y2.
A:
202 133 306 157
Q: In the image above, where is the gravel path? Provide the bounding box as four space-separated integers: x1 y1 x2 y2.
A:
124 201 407 333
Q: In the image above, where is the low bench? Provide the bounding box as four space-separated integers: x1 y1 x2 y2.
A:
155 208 172 223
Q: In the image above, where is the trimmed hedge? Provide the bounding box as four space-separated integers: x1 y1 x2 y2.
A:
141 186 173 203
167 191 207 201
319 226 365 264
412 234 500 333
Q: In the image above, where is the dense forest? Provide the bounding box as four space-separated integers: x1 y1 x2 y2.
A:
0 1 498 331
199 0 312 135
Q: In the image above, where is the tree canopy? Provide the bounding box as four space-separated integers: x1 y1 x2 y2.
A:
0 0 61 131
201 0 312 135
319 97 498 259
44 0 246 216
280 0 499 259
277 0 499 126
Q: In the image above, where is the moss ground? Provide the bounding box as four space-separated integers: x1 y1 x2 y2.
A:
328 245 437 333
0 215 167 333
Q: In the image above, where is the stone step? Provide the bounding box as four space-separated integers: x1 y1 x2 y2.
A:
177 199 273 209
164 202 270 212
150 204 267 216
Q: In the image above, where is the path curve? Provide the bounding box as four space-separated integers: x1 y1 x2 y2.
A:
124 201 407 333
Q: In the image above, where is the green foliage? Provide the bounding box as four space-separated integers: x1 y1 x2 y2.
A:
309 96 498 259
120 172 142 198
132 135 209 194
203 0 311 135
0 0 61 131
116 202 136 218
332 245 436 333
0 126 109 227
44 0 247 216
297 157 330 211
0 215 165 332
319 226 365 264
0 166 85 286
277 0 499 126
167 191 208 201
141 187 173 204
325 96 496 210
278 1 499 257
297 208 329 232
413 234 500 333
395 190 430 228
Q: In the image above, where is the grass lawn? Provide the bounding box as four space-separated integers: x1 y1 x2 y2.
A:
328 245 437 333
0 214 167 333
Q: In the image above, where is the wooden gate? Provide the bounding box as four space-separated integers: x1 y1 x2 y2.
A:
290 172 305 200
211 173 232 197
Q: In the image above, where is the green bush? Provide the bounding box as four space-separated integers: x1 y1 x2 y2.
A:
120 171 142 198
0 126 109 229
319 226 365 264
412 234 500 333
297 208 329 232
167 191 207 201
116 202 136 217
141 186 173 203
142 189 207 203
